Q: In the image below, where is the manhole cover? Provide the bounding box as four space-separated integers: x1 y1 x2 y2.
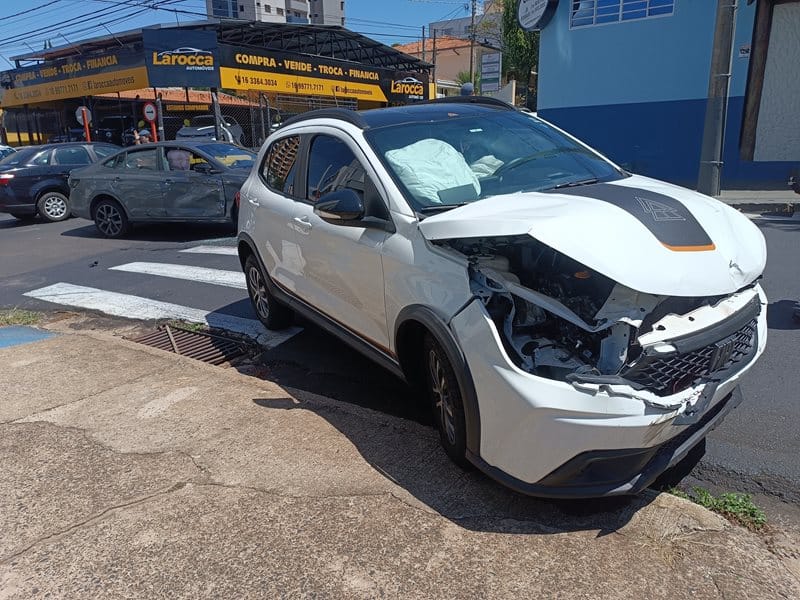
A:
129 325 248 365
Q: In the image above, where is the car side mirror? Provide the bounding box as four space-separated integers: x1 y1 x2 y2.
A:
193 162 218 175
314 189 364 223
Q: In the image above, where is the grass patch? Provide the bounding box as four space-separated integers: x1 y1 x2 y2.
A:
164 319 207 333
0 309 42 326
669 486 767 531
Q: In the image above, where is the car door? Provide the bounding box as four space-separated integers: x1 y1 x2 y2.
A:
162 146 225 219
110 147 166 218
246 134 305 292
292 132 390 349
52 145 92 187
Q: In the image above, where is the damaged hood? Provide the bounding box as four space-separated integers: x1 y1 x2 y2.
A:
418 175 766 296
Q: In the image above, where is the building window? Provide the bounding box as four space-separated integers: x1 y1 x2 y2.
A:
265 5 271 11
341 1 345 10
239 4 244 12
570 0 675 28
277 7 284 15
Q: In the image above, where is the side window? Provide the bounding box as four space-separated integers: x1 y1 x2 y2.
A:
306 135 364 202
306 135 388 219
31 150 52 166
262 135 300 197
164 147 207 172
123 148 159 171
53 146 91 165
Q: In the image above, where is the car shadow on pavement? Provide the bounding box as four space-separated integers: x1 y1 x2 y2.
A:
250 394 655 536
60 220 236 243
767 300 800 330
240 319 661 535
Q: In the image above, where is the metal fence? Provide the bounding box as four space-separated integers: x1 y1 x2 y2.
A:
1 89 359 149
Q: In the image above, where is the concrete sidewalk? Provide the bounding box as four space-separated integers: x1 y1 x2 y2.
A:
717 189 797 213
1 319 798 599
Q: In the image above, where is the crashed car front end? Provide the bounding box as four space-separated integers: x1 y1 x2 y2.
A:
419 185 767 497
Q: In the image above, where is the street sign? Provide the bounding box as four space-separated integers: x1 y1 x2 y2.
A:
75 106 92 125
142 102 157 123
517 0 559 31
480 52 502 93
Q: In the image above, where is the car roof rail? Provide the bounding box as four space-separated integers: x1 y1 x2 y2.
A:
279 108 369 130
425 96 519 111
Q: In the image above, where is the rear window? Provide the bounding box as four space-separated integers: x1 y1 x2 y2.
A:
0 148 36 166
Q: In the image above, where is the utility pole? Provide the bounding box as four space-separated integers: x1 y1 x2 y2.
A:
697 0 738 197
421 26 426 62
432 27 438 88
468 0 477 84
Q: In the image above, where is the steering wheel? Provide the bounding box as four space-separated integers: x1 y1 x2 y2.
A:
492 146 586 180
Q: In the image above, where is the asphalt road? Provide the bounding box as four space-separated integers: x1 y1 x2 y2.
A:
1 212 798 504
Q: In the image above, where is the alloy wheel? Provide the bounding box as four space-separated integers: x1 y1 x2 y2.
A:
429 348 457 445
96 204 123 237
42 196 67 219
248 265 270 320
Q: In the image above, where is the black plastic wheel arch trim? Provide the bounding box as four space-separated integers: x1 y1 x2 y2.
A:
394 303 481 456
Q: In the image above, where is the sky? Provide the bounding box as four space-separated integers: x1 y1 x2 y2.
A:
0 0 479 64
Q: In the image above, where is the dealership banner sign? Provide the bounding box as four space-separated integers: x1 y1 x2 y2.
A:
0 47 147 107
218 44 430 103
143 28 220 88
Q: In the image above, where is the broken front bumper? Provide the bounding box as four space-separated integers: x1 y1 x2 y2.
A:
449 285 767 498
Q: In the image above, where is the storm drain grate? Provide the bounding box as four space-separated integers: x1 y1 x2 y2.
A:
129 325 248 365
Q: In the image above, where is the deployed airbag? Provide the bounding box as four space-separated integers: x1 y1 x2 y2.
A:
385 138 480 204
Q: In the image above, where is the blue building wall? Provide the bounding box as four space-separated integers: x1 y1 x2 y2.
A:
538 0 796 189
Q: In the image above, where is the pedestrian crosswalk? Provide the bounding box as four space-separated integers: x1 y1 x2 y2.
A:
110 262 246 289
22 243 300 348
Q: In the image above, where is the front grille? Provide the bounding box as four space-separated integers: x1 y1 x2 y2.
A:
622 318 757 396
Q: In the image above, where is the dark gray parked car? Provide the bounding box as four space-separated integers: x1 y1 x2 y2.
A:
69 141 255 238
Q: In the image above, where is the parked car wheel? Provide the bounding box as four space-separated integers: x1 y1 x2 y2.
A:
424 334 469 467
10 213 35 222
93 199 129 238
244 255 293 330
37 191 70 222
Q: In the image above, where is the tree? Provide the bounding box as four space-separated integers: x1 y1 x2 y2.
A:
478 0 539 104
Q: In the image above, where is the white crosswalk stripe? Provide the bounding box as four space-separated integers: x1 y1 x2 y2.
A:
110 262 246 289
179 245 239 256
24 282 299 348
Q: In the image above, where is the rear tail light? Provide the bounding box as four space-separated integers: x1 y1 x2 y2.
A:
0 173 14 186
234 190 241 209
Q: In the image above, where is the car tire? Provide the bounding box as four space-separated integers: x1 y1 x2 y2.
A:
244 254 293 330
37 191 70 222
10 213 35 222
424 333 469 467
93 199 129 238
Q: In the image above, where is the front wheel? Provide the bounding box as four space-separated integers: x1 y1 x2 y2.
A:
424 334 469 467
94 199 129 238
244 254 293 330
37 191 70 222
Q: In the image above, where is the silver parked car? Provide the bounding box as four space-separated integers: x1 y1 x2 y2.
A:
176 115 244 146
69 141 255 238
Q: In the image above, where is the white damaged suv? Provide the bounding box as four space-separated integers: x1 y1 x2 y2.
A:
237 97 767 498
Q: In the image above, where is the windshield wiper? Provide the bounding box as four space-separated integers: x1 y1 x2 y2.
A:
417 203 469 215
551 177 599 190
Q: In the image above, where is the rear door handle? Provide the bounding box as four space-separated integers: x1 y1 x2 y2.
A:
293 216 312 233
164 178 174 185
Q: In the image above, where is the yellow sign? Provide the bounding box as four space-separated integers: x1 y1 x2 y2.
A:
220 67 388 103
0 66 149 108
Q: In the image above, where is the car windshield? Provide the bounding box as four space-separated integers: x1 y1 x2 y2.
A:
365 110 627 212
195 143 255 169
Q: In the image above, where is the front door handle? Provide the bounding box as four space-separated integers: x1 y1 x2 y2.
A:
293 216 312 233
164 178 174 185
